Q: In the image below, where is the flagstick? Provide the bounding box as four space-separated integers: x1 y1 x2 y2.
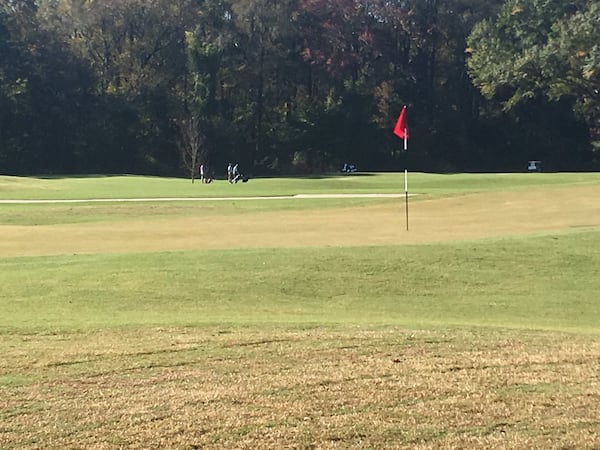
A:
404 169 409 231
404 130 408 231
393 107 409 231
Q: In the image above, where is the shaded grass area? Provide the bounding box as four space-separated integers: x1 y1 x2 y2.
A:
1 231 599 333
1 327 599 449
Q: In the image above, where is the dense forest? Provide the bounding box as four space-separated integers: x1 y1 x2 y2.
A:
1 0 598 176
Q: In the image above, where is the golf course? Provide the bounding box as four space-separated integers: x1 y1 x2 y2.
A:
1 172 600 449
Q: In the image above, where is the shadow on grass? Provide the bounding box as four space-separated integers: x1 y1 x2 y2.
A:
263 172 378 180
28 174 172 180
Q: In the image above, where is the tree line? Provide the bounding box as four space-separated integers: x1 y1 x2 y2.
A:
1 0 598 177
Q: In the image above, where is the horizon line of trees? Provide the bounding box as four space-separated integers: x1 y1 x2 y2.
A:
1 0 598 177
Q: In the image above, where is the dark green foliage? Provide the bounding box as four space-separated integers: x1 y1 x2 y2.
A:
0 0 597 176
467 0 599 161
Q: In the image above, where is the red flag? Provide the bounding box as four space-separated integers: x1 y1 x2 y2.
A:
393 106 409 140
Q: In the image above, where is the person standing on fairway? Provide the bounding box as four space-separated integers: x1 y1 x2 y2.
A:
232 163 239 183
199 163 207 183
227 163 233 183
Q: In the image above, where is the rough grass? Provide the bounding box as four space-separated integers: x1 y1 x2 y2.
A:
2 328 600 449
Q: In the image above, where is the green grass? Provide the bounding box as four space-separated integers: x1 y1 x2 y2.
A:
2 172 600 200
2 173 600 449
0 197 396 226
2 172 599 332
1 230 599 333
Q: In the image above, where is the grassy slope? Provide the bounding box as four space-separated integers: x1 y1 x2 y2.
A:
1 231 599 333
2 174 600 448
1 172 599 333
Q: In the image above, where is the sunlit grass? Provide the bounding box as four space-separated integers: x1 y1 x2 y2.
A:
1 327 599 448
2 172 600 200
1 231 599 333
1 173 600 449
0 197 397 226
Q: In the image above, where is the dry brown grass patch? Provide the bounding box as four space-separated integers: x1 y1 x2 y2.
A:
1 327 600 448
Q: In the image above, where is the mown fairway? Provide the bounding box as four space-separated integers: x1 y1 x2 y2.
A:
1 173 600 449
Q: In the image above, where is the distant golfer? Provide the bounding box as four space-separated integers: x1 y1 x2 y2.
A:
227 163 233 183
199 163 206 183
232 163 240 183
